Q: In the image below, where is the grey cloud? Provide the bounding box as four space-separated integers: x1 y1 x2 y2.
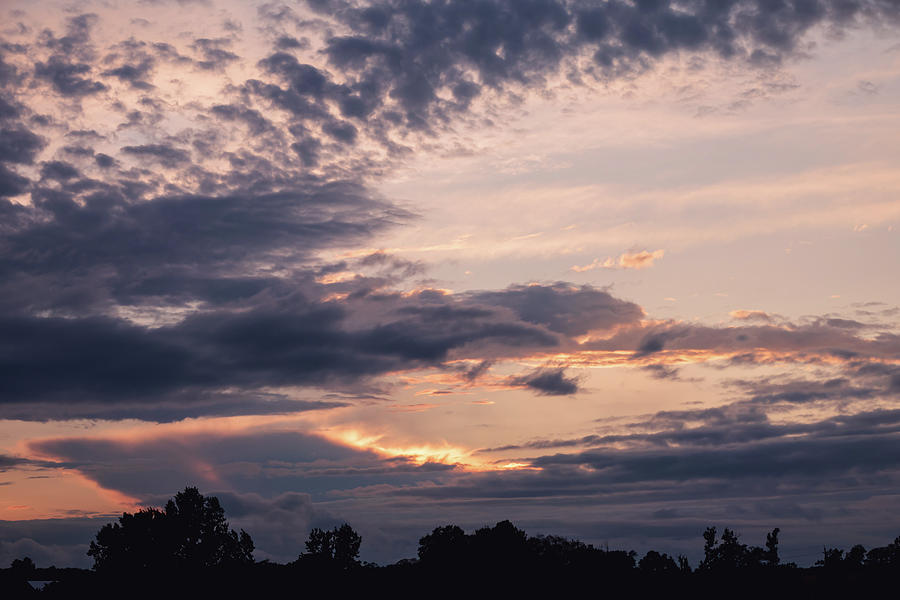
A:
39 160 80 181
101 58 155 89
28 429 459 502
642 364 682 380
274 36 309 50
37 13 98 61
34 55 107 96
0 96 21 120
531 429 900 484
93 153 115 168
0 518 102 568
61 144 95 157
0 126 45 164
510 366 580 396
587 319 900 361
0 179 401 312
208 491 325 562
469 283 644 336
0 454 27 470
309 0 900 131
211 103 274 135
192 38 240 70
0 292 560 415
121 143 190 167
0 395 347 424
0 164 30 197
0 122 44 198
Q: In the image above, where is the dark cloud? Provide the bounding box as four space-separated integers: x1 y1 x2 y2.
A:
29 429 458 502
0 164 30 197
586 318 900 361
0 126 45 164
39 160 80 181
34 55 106 96
0 395 346 423
93 153 115 168
0 454 27 470
531 427 900 483
510 366 580 396
120 143 190 167
642 364 682 380
37 13 98 61
211 103 274 135
0 179 401 308
0 518 101 568
306 0 900 131
274 36 309 50
470 283 643 336
101 58 155 89
192 37 240 70
0 290 561 416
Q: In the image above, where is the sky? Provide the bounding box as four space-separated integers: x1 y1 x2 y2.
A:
1 0 899 568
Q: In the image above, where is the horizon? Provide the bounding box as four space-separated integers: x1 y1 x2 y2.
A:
1 0 899 569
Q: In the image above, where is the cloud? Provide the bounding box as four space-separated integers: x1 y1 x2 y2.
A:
34 55 106 96
308 0 900 132
0 298 557 416
120 143 190 167
730 310 774 322
469 283 644 337
642 364 682 380
0 454 27 470
572 250 665 272
28 428 460 507
101 58 155 89
509 366 580 396
192 37 240 71
0 395 347 424
0 126 45 164
0 180 405 315
575 318 900 362
0 519 101 568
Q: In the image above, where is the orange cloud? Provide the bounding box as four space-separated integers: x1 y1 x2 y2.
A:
730 310 774 322
572 249 665 272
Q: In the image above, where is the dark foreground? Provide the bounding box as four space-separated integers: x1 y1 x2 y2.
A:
2 559 900 599
2 488 898 598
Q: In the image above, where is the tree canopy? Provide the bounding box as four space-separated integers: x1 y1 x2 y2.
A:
87 486 254 571
300 523 362 570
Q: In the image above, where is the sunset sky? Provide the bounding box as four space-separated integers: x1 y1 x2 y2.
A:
1 0 900 568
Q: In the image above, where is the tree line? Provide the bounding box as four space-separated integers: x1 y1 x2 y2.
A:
2 487 899 596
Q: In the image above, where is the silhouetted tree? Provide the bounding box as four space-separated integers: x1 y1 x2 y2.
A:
418 525 467 565
865 536 900 568
699 526 773 571
845 545 866 570
300 524 361 570
765 528 780 567
639 550 679 576
333 524 362 570
471 520 529 571
701 526 718 569
304 528 334 560
10 557 35 576
818 548 845 570
528 535 594 570
87 486 253 571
